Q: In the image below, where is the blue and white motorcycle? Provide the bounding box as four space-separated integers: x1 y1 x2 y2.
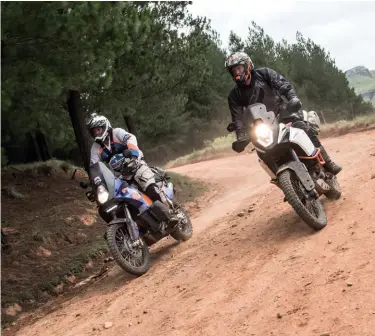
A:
80 160 192 276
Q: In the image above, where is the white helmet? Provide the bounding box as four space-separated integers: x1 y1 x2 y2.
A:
86 113 112 143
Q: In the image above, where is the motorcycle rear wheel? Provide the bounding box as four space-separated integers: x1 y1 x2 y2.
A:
170 204 193 242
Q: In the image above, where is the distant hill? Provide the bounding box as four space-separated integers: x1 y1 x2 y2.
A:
345 66 375 106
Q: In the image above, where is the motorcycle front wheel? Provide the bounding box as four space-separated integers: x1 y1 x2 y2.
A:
106 223 150 276
278 169 327 230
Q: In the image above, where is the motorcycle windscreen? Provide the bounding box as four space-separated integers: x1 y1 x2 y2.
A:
246 103 276 126
246 103 279 150
89 162 115 198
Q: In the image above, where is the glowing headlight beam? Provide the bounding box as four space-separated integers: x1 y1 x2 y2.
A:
255 123 273 147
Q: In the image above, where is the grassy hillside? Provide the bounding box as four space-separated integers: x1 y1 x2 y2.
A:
347 74 375 94
346 66 375 106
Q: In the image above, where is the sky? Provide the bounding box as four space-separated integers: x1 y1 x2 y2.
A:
188 0 375 72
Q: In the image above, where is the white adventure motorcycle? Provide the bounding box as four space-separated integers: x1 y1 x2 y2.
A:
228 103 341 230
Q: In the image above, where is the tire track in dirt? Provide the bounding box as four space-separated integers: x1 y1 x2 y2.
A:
10 130 375 336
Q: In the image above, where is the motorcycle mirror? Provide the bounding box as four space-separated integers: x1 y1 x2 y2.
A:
79 181 89 189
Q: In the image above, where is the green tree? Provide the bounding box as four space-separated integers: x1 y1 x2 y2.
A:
228 21 373 122
1 1 232 166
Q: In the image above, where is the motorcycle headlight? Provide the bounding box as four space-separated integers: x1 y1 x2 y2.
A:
97 185 109 204
255 123 273 147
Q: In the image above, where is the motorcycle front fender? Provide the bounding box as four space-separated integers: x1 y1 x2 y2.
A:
108 218 127 226
276 161 315 191
108 208 140 241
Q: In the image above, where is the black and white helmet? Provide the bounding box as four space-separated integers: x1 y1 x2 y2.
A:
225 52 254 85
86 113 112 143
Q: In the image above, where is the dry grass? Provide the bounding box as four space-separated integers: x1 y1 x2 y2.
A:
165 114 375 169
320 114 375 137
3 159 79 177
168 172 208 203
164 134 237 169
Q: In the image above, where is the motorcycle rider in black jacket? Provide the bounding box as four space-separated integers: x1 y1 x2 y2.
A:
225 51 342 175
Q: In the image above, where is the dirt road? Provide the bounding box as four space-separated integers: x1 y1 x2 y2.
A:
13 130 375 336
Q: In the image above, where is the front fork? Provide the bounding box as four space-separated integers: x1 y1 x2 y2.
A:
123 206 141 246
260 149 320 199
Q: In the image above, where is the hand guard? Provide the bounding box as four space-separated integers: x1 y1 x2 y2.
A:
287 97 302 113
279 97 303 123
226 122 236 133
232 134 251 153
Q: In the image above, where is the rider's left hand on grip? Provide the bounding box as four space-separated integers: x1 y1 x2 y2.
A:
227 122 236 133
123 149 132 158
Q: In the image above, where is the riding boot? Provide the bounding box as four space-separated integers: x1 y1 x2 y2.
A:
146 184 179 225
319 146 342 175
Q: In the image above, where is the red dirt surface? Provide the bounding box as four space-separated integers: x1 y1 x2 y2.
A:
8 130 375 336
